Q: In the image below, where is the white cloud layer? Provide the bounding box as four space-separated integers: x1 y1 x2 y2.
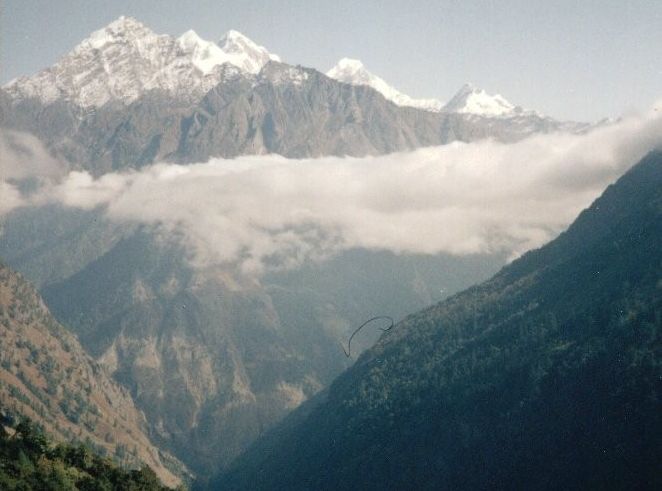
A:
3 110 662 274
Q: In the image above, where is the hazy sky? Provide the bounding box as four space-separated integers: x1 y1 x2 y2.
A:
2 0 661 121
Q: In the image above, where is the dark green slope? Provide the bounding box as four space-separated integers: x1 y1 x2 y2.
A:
217 151 662 490
0 414 176 490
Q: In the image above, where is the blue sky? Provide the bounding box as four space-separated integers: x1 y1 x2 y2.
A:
2 0 661 121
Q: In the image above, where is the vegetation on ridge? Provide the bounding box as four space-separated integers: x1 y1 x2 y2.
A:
0 412 180 490
216 152 662 490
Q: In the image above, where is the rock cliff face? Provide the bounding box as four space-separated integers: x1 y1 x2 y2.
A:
0 260 185 487
0 210 503 476
37 230 328 473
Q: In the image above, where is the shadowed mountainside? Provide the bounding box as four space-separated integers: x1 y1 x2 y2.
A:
217 151 662 490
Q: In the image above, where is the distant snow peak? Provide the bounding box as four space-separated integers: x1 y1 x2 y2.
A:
177 29 206 52
218 29 281 73
326 58 443 112
107 15 145 30
443 83 520 117
83 16 156 50
177 29 229 75
176 28 280 75
2 17 281 108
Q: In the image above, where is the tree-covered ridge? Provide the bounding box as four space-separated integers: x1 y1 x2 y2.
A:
0 414 180 490
218 151 662 490
0 260 185 486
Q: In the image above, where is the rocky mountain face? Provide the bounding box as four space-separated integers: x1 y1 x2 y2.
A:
0 69 584 176
38 228 330 475
0 260 185 487
218 151 662 490
0 206 504 477
0 17 587 175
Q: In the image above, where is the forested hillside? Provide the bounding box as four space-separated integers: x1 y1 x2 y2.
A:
0 413 179 490
218 152 662 490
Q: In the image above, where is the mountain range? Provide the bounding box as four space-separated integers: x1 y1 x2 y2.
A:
0 17 587 176
325 59 536 118
0 17 531 477
4 16 533 118
0 15 649 489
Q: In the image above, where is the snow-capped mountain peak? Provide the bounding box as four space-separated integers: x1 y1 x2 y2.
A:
104 15 145 29
177 29 231 75
217 29 281 73
442 83 520 117
83 16 155 49
176 28 280 75
326 58 443 112
2 18 281 108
